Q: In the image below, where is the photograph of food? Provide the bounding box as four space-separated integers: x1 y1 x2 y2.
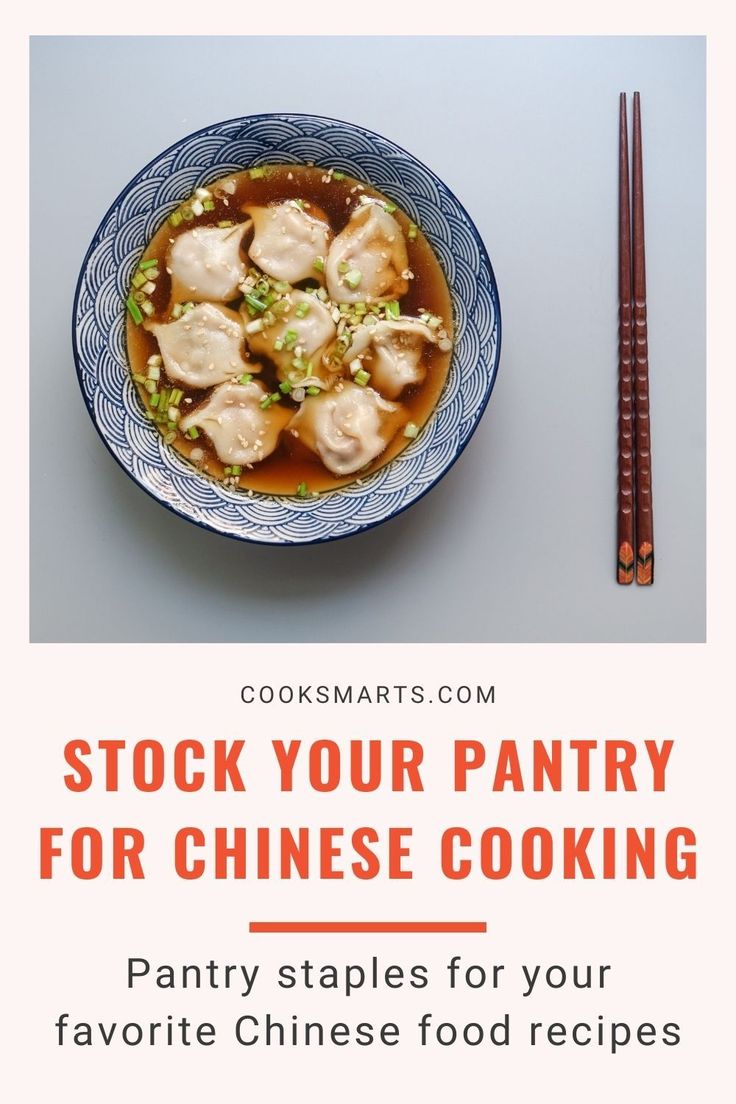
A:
33 36 704 643
73 111 499 547
127 166 453 495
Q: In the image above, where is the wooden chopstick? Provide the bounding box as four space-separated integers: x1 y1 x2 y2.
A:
617 92 635 585
631 91 654 584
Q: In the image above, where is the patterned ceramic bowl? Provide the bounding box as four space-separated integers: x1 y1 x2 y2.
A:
73 114 501 544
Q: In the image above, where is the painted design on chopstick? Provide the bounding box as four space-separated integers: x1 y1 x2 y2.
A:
636 542 653 585
632 91 654 585
617 92 635 585
618 542 635 585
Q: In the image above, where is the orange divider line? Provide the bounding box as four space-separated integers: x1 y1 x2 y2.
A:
249 921 487 934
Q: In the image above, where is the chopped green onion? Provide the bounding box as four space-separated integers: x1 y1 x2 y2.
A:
126 296 143 324
203 199 215 211
295 301 310 319
171 303 183 319
139 258 158 271
259 391 282 410
132 290 146 304
168 407 180 423
296 481 309 497
147 354 162 367
140 299 155 317
224 466 232 475
272 280 290 293
316 287 328 301
273 338 285 351
195 188 212 201
259 391 281 410
182 302 195 314
231 465 242 476
217 220 234 228
249 166 266 179
383 201 397 214
279 380 292 394
169 210 183 228
244 293 266 313
386 300 400 319
239 373 253 385
283 329 298 348
147 365 161 382
337 261 350 275
332 171 346 181
344 269 362 289
245 318 264 334
306 385 321 396
191 199 204 217
142 280 157 296
407 223 418 240
170 389 184 406
186 426 200 439
133 373 147 384
149 392 160 407
313 256 325 272
354 302 367 316
272 299 290 315
292 198 305 209
354 369 371 386
403 422 419 439
181 206 194 221
164 430 177 444
131 271 147 289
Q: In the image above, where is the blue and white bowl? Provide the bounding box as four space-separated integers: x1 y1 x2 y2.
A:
73 114 501 545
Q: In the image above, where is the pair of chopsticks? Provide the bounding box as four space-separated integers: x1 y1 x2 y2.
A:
617 91 653 585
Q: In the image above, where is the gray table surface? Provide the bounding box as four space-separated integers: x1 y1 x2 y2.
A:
30 36 705 643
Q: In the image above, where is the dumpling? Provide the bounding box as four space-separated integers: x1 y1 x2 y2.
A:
244 201 331 284
346 318 437 399
326 202 409 304
168 223 250 302
244 290 336 386
146 303 254 389
287 380 403 476
179 379 290 466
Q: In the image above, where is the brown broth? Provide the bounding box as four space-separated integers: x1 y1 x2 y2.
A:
125 165 453 495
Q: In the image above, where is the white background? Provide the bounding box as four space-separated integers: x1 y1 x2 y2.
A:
5 3 736 1102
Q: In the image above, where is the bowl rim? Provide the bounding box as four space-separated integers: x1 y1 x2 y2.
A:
71 111 502 546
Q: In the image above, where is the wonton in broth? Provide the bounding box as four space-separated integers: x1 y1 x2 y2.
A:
125 165 453 497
